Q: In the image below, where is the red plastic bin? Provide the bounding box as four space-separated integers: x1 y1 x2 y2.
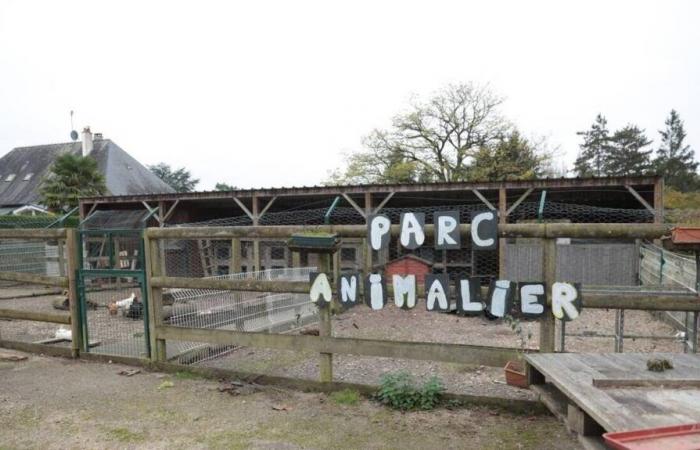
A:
603 423 700 450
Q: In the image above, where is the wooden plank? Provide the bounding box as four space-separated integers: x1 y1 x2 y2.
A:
0 340 73 357
592 378 700 389
0 308 71 324
342 193 367 219
526 352 700 432
0 271 68 287
156 325 520 367
568 403 605 436
0 229 67 239
625 185 655 213
539 238 556 352
373 192 394 214
232 197 254 221
145 223 673 240
150 275 700 311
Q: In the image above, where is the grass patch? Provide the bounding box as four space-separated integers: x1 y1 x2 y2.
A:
329 389 361 406
106 427 146 443
174 370 202 380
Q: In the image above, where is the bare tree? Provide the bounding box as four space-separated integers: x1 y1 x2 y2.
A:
328 83 510 184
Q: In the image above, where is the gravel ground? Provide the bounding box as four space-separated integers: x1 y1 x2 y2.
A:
0 350 579 450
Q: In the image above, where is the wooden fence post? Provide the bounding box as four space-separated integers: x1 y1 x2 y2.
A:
319 253 333 382
144 233 166 361
230 238 241 274
540 238 557 352
65 229 82 358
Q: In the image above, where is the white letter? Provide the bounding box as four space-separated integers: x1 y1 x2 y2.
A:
370 215 391 250
437 215 458 246
471 211 495 248
488 280 511 317
520 284 545 315
369 274 385 310
340 276 357 304
426 278 448 310
552 282 580 320
459 279 484 312
392 275 416 309
309 273 332 304
400 213 425 248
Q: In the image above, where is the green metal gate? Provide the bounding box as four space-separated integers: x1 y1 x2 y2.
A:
77 229 151 358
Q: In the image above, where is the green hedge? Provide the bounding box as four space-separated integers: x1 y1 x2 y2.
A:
0 214 79 229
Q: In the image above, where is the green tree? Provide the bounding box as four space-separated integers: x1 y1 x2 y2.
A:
39 154 107 212
326 82 509 184
654 110 698 191
467 131 551 181
606 125 652 176
214 182 237 191
574 114 611 177
148 163 199 193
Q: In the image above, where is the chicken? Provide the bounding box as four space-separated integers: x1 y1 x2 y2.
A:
115 292 136 310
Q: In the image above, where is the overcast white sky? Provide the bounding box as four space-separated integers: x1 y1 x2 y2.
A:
1 1 698 190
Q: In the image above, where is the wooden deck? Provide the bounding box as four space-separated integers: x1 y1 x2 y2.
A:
525 352 700 446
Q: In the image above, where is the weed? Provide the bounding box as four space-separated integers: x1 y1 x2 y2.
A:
329 389 361 406
106 427 146 443
174 371 202 380
374 371 445 411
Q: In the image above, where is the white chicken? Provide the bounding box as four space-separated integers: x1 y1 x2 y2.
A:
115 292 136 310
54 327 72 341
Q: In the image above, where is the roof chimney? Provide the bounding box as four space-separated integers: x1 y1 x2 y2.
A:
82 127 93 156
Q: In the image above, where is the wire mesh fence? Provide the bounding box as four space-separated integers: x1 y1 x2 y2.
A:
164 267 317 364
80 275 149 358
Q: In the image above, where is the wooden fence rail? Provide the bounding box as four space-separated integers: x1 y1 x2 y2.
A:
0 308 71 324
156 325 519 368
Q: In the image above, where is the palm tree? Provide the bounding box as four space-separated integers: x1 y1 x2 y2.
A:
39 154 107 212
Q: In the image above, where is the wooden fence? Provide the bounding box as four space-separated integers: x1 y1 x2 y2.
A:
143 222 699 384
0 228 81 357
1 223 698 386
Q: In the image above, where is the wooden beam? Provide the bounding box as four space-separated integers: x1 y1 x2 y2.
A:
0 229 67 239
499 187 507 278
232 197 254 221
342 193 366 219
625 185 655 213
506 188 534 216
0 272 68 287
79 175 662 204
373 192 395 214
149 276 700 311
539 238 557 352
0 340 73 357
85 202 100 219
654 177 664 224
471 189 496 210
146 223 674 241
141 201 161 224
161 200 180 223
258 196 277 219
0 308 71 324
156 325 520 367
65 229 82 357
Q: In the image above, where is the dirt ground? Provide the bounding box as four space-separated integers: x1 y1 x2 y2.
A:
199 302 684 400
0 350 579 450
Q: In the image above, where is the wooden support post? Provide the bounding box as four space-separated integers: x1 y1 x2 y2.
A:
252 196 260 271
65 229 82 358
499 187 507 278
526 361 545 386
292 251 301 268
364 192 372 274
567 403 603 436
333 251 340 281
318 253 333 382
230 239 241 274
145 235 166 361
57 239 65 277
653 177 664 224
540 238 557 353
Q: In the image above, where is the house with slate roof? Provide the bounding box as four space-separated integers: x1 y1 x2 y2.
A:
0 128 174 215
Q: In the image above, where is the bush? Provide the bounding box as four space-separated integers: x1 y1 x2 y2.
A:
375 371 445 411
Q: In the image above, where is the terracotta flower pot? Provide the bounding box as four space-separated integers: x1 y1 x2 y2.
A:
504 360 528 389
